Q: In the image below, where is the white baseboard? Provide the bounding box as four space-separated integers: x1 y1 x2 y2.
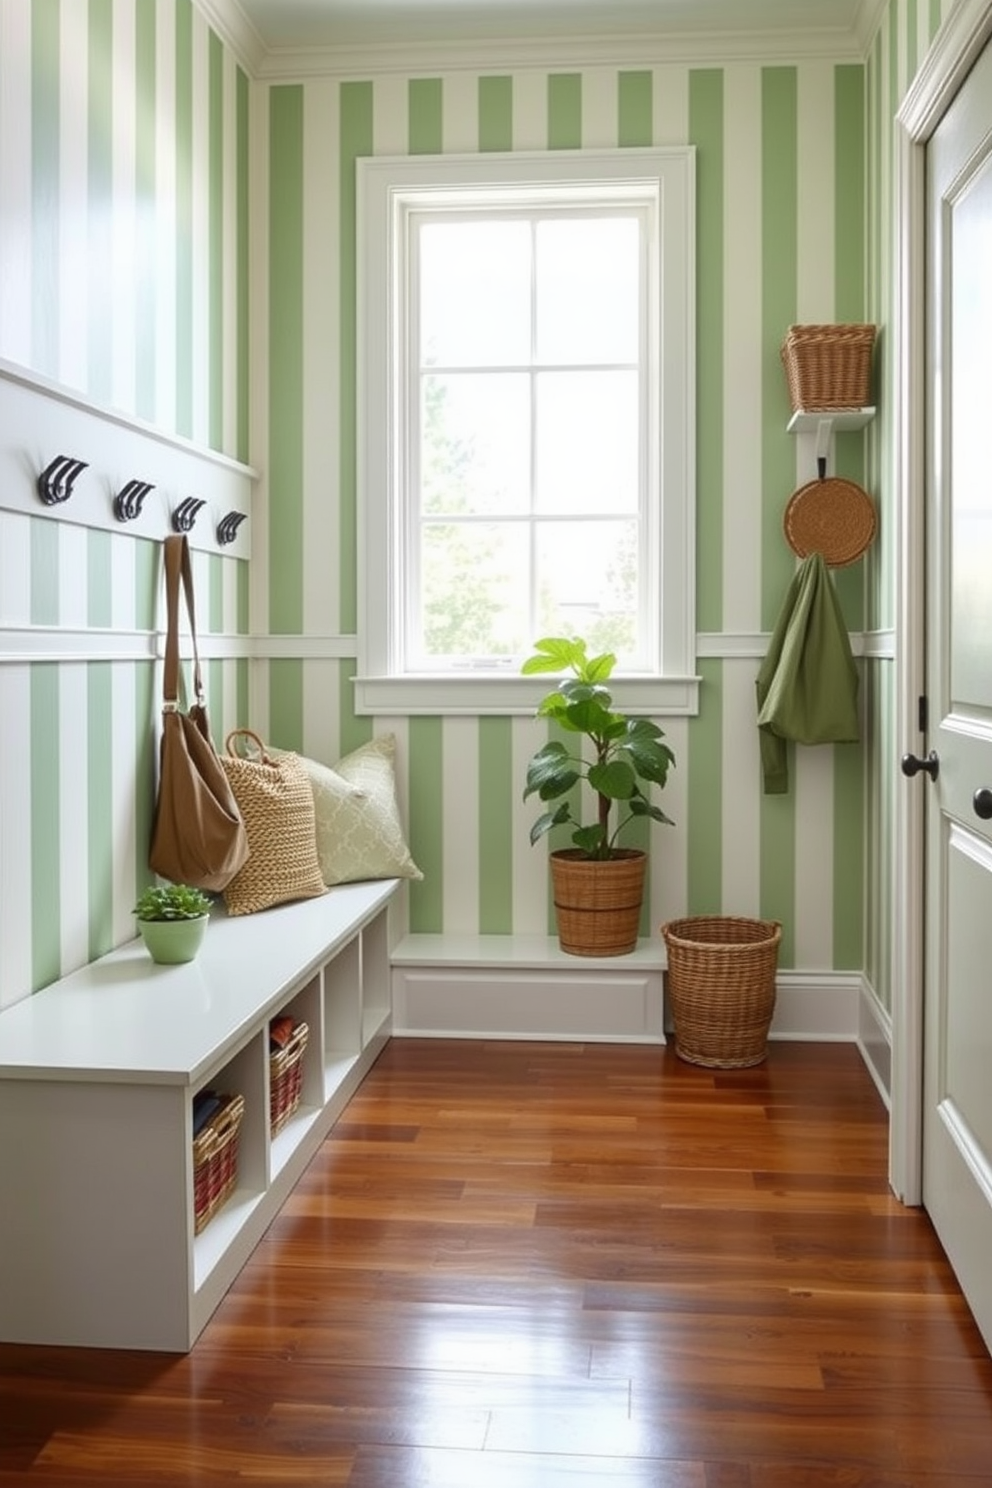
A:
856 978 893 1107
767 971 864 1042
390 937 874 1047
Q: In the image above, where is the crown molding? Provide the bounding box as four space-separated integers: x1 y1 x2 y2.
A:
195 0 267 74
853 0 889 55
199 0 885 81
252 26 864 81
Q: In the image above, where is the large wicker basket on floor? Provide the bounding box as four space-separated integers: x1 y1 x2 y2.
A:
661 916 782 1068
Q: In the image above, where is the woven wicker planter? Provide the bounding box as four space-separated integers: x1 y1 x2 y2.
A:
550 848 646 957
661 916 782 1067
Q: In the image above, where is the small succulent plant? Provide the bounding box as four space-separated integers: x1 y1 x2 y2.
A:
133 883 213 921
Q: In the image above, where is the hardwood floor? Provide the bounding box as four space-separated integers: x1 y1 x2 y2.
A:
2 1039 992 1486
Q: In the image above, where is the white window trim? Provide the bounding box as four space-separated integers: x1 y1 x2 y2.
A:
355 147 698 717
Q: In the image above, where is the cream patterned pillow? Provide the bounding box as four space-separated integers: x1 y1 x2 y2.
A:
286 735 423 887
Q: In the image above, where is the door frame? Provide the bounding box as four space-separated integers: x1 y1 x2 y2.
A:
890 0 992 1205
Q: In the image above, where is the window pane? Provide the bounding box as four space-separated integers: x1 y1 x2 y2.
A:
358 145 696 703
536 371 639 515
420 522 532 661
420 220 531 367
535 519 639 659
422 373 531 516
536 217 640 365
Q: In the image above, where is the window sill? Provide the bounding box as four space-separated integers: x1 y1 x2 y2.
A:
352 672 700 717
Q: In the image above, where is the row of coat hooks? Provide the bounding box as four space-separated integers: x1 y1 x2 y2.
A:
37 455 248 546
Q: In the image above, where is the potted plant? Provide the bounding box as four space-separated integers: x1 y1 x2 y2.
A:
522 636 676 956
133 883 213 965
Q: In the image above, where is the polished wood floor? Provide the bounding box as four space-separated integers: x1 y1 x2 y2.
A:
2 1039 992 1486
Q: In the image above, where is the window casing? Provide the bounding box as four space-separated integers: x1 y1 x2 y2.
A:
356 148 697 716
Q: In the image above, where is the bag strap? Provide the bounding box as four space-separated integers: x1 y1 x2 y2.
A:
225 728 271 762
162 534 204 709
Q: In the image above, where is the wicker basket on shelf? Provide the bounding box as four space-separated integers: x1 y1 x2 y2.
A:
661 917 782 1068
780 323 876 412
192 1092 245 1234
269 1021 309 1135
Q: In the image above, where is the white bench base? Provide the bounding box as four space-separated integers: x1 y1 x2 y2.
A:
0 879 399 1353
392 934 667 1043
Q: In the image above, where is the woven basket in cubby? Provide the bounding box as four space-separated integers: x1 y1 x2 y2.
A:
270 1021 309 1136
192 1092 245 1234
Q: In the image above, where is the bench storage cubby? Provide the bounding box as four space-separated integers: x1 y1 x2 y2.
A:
0 878 398 1353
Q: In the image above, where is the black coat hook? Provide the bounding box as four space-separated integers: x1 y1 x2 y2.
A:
113 479 155 522
38 455 89 506
216 511 247 546
172 496 206 532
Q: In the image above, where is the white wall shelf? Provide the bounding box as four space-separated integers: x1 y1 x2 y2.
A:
787 407 876 435
0 878 399 1353
787 408 877 479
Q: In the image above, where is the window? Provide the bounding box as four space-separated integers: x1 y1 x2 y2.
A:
356 148 697 715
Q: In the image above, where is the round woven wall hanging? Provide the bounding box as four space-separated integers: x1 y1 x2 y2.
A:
783 474 876 567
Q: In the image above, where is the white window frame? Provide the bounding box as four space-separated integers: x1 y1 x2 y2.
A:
355 147 697 717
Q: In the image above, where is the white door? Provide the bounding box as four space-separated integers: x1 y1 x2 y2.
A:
913 32 992 1354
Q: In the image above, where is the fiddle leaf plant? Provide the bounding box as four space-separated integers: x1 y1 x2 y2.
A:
522 636 676 861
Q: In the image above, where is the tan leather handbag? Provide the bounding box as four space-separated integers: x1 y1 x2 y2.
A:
148 535 249 891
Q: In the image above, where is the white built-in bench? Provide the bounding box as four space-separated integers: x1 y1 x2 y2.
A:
0 894 870 1355
391 934 667 1043
0 879 398 1353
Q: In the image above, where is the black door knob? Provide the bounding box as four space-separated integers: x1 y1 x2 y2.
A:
974 788 992 820
901 750 939 781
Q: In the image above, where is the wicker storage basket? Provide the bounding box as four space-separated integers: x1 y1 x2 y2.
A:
781 323 876 412
551 848 647 957
661 917 782 1068
270 1020 309 1135
192 1092 245 1234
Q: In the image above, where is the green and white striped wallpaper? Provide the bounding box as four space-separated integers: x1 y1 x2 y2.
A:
0 0 953 1015
250 50 899 972
1 0 249 451
0 524 247 1005
0 0 249 1008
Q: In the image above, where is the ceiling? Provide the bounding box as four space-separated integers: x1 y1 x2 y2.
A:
234 0 869 51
